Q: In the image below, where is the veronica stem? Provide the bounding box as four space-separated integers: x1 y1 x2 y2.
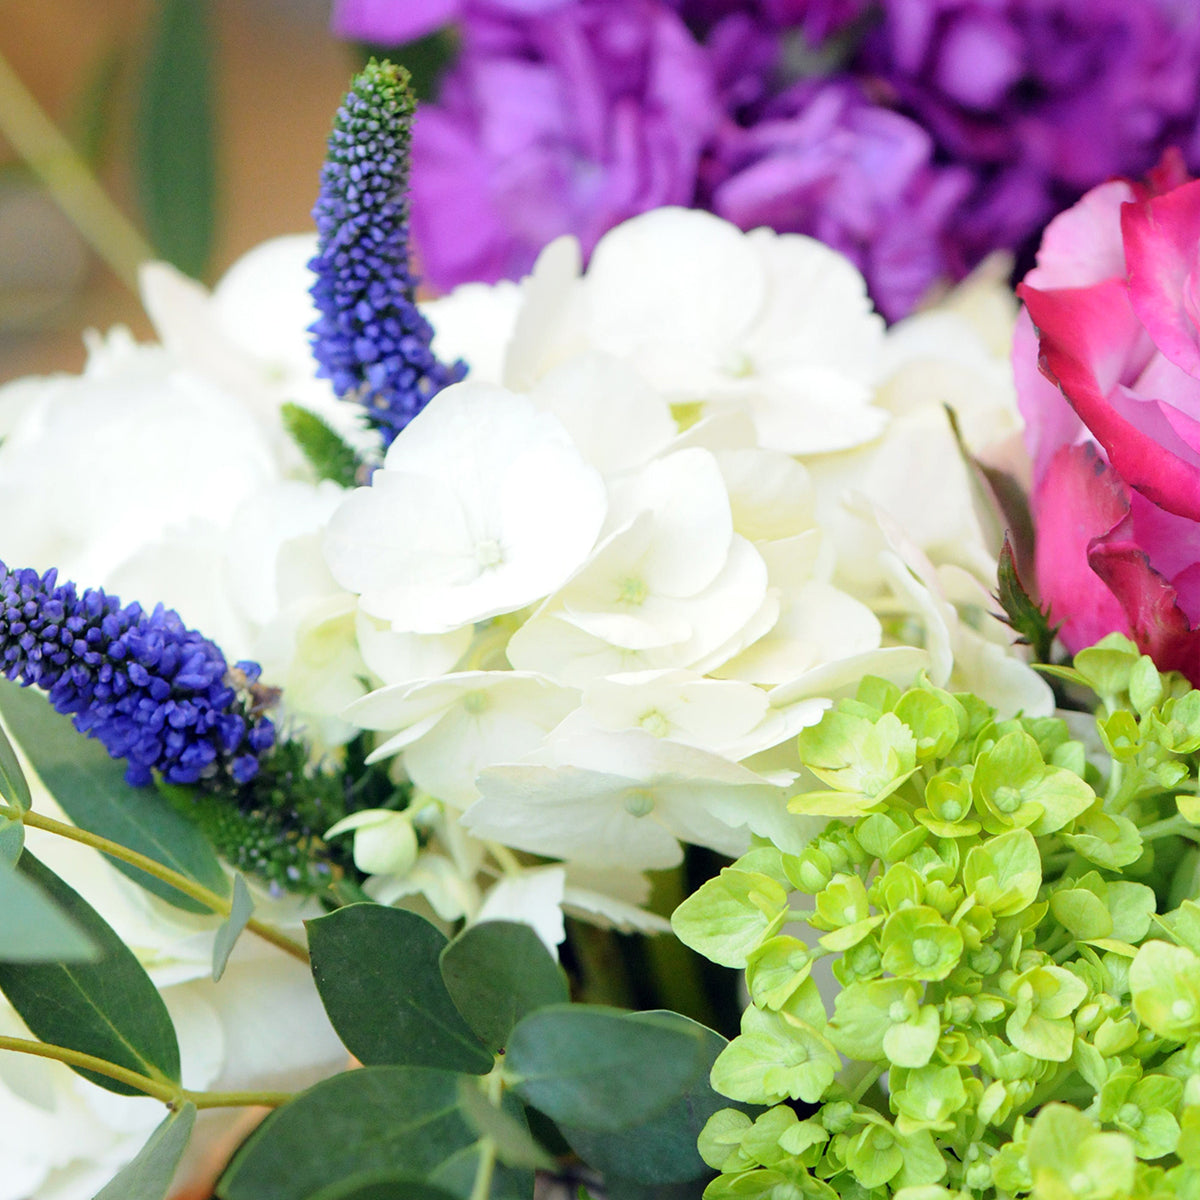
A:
0 48 154 291
0 1035 294 1109
1 804 309 964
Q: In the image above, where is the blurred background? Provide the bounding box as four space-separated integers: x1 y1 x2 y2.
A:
0 0 353 383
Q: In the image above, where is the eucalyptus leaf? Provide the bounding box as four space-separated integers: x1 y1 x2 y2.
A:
0 851 99 962
308 1179 457 1200
212 874 254 983
0 681 229 913
456 1076 555 1170
0 814 23 867
307 905 492 1073
506 1006 709 1134
0 716 31 811
0 853 180 1094
559 1014 729 1184
94 1102 196 1200
135 0 216 277
439 920 568 1052
219 1067 479 1200
426 1126 536 1199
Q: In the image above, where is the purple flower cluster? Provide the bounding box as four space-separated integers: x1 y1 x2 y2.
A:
0 563 274 787
310 59 465 446
334 0 1200 320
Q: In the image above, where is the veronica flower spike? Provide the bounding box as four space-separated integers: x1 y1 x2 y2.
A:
0 562 275 787
309 58 466 447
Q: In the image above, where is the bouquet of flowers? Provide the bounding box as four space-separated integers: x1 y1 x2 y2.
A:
2 14 1200 1200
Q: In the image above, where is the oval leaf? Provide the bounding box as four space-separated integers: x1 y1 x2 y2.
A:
0 814 23 867
94 1102 196 1200
0 681 229 912
439 920 568 1052
219 1067 477 1200
0 718 31 811
506 1006 709 1134
559 1014 730 1184
456 1077 555 1171
309 1182 458 1200
212 873 254 983
135 0 216 277
0 856 99 963
0 853 180 1094
307 905 492 1073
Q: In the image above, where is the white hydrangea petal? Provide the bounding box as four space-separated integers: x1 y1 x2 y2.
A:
717 448 816 542
366 852 479 922
355 610 471 688
584 208 764 368
503 234 585 390
767 646 934 707
476 867 567 956
745 371 889 455
530 351 676 477
423 278 523 386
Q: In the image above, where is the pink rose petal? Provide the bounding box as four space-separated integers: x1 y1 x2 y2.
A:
1122 178 1200 379
1033 443 1131 653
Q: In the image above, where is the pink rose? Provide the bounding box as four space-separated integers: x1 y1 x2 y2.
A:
1016 150 1200 681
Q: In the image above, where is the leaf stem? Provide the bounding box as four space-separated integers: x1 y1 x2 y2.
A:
1 804 309 964
0 47 154 291
0 1034 295 1109
469 1065 504 1200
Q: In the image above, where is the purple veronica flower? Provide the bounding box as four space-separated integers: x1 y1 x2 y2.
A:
409 0 721 291
0 563 275 788
310 59 466 445
705 77 972 319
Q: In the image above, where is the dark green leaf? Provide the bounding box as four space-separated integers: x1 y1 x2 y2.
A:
506 1006 709 1134
605 1178 708 1200
0 854 99 962
135 0 216 277
67 41 124 169
427 1141 533 1200
0 681 229 913
559 1015 728 1184
218 1067 476 1200
0 717 31 811
94 1102 196 1199
0 814 23 867
0 853 180 1094
281 403 361 489
995 536 1058 665
309 1181 456 1200
439 920 568 1052
212 874 253 983
306 905 491 1073
456 1077 555 1170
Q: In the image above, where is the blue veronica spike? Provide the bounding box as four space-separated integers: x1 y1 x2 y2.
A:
0 563 275 788
309 59 466 447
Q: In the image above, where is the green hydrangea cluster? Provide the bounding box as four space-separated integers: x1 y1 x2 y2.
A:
673 634 1200 1200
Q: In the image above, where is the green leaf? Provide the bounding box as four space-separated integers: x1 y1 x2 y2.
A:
281 403 361 489
0 852 99 962
0 814 23 867
0 716 31 811
135 0 216 277
439 920 568 1053
0 681 229 913
218 1067 480 1200
455 1077 555 1171
94 1102 196 1199
0 853 180 1093
306 904 492 1073
309 1180 457 1200
671 869 789 969
212 874 254 983
994 537 1057 664
506 1006 709 1133
558 1014 730 1185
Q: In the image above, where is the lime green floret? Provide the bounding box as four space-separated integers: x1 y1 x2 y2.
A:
673 635 1200 1200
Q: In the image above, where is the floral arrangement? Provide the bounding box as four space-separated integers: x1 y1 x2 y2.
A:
2 21 1200 1200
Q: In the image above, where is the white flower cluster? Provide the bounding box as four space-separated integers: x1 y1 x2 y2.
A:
310 209 1051 919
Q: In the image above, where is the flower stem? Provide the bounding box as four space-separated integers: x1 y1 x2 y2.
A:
1 804 309 964
0 1034 294 1109
1140 813 1200 843
0 46 154 291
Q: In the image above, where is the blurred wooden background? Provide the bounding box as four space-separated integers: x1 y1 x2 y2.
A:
0 0 357 382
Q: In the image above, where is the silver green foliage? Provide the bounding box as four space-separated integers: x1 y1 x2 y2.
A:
674 635 1200 1199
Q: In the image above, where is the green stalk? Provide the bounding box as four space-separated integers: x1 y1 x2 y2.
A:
1 804 309 964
